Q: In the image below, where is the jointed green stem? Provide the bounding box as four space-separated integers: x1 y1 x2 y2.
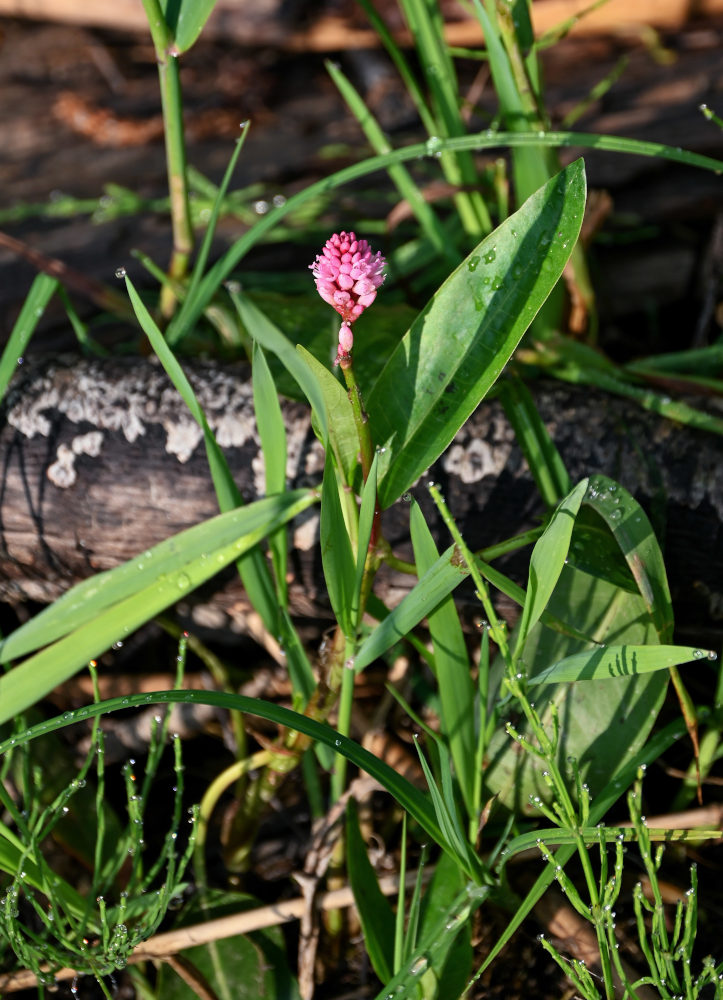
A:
141 0 194 322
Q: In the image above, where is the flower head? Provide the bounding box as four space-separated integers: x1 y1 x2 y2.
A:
310 231 386 364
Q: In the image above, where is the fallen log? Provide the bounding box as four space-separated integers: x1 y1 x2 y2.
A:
1 355 721 641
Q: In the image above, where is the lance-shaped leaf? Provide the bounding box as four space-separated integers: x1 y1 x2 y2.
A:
366 159 586 508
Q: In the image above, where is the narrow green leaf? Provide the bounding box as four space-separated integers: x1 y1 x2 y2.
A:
354 546 469 673
367 160 587 508
418 852 473 999
126 275 283 641
514 478 588 657
2 691 445 852
229 290 328 442
352 453 379 633
0 274 57 401
410 502 476 816
296 345 358 486
0 491 316 722
373 883 489 1000
320 455 356 638
252 340 288 603
162 0 219 52
414 740 487 884
184 127 249 310
0 492 311 666
498 377 571 506
252 341 287 496
530 644 714 685
346 800 396 983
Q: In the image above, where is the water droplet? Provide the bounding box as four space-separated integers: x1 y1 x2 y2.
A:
425 135 443 155
409 955 429 976
114 266 127 279
177 572 191 590
484 248 496 264
467 255 480 272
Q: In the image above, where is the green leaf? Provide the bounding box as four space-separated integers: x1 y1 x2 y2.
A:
513 478 588 657
484 562 669 815
583 475 674 642
162 0 219 52
353 545 469 673
352 452 379 633
374 883 489 1000
297 344 359 486
346 800 396 983
229 290 328 442
418 852 473 1000
367 159 587 508
252 340 289 601
126 276 318 701
166 133 721 344
156 890 300 999
3 691 446 855
0 491 316 723
530 644 714 685
498 376 571 506
410 502 476 817
0 274 57 401
320 454 356 638
252 341 287 498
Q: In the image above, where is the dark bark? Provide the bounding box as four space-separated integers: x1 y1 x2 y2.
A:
1 356 722 642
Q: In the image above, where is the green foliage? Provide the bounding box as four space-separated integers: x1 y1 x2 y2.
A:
366 160 586 507
156 890 300 1000
3 0 723 995
0 274 58 401
0 674 194 983
0 490 315 723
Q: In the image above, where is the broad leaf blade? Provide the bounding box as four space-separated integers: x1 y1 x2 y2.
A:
531 644 713 685
583 475 674 642
484 563 669 815
367 159 586 508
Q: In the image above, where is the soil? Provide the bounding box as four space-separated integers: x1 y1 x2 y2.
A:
1 6 723 1000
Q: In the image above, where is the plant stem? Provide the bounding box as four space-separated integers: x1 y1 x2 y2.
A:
339 357 374 482
141 0 194 322
331 638 357 802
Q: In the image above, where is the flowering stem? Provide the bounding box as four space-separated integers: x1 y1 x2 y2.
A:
339 358 374 483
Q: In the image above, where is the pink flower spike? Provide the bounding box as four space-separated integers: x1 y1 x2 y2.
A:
310 231 386 361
